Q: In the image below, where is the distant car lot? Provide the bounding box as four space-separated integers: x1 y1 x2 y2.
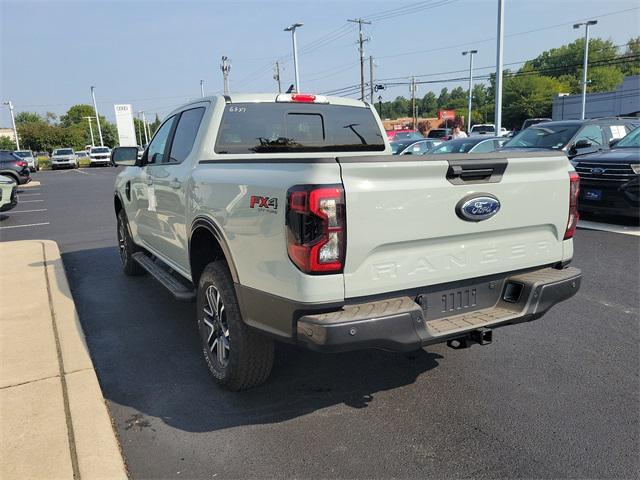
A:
0 168 638 479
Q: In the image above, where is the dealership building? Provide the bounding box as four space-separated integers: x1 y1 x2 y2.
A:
552 75 640 120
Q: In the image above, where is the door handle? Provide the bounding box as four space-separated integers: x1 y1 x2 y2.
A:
169 179 182 189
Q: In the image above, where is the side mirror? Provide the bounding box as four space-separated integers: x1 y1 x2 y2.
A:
573 139 592 150
111 147 139 166
609 138 620 148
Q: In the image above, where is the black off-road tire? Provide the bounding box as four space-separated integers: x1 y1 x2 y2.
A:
197 261 274 391
117 210 145 276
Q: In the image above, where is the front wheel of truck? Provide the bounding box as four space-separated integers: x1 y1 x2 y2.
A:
117 210 145 276
197 261 274 391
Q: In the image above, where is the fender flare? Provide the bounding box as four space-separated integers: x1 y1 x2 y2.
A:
189 216 240 283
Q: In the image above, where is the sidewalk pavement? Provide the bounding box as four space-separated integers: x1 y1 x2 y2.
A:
1 240 127 479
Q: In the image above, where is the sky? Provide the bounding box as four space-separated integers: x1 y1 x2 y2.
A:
1 0 639 126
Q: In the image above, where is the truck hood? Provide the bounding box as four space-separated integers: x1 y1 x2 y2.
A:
572 148 639 163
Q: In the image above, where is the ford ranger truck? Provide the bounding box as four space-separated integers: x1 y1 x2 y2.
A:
111 93 582 391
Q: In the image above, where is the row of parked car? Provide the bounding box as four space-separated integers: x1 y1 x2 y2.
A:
388 117 640 220
9 146 115 171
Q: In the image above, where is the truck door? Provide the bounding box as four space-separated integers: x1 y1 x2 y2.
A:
149 106 206 271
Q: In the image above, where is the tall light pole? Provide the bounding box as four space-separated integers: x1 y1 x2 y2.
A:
462 50 478 133
200 80 205 98
494 0 505 136
138 111 149 145
90 86 104 146
284 23 303 93
2 101 19 150
83 116 95 146
220 56 231 95
574 20 597 120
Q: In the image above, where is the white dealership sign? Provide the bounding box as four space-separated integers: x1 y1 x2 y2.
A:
114 104 137 146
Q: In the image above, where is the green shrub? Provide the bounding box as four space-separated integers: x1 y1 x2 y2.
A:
78 158 91 168
38 157 52 170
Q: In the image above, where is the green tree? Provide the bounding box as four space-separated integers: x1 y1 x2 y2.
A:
419 92 438 116
59 104 95 128
437 88 450 109
15 111 44 126
585 66 625 93
0 137 17 150
149 114 161 136
502 74 570 129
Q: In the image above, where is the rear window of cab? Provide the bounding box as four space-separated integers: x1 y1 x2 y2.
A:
214 103 385 154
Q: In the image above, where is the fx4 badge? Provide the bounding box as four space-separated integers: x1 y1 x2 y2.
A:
250 196 278 213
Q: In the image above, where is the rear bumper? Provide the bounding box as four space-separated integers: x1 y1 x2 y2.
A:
295 266 581 352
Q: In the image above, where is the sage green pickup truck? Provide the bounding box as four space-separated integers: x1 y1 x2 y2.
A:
111 93 581 390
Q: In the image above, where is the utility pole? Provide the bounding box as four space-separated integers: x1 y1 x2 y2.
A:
494 0 504 136
2 101 19 150
348 18 371 101
369 56 375 104
462 49 478 133
410 76 417 129
83 116 95 146
574 20 597 120
90 86 104 146
220 56 231 95
378 95 383 118
284 23 303 93
274 62 282 93
200 80 205 98
135 114 142 146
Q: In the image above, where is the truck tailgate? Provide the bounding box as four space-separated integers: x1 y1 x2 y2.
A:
338 152 571 298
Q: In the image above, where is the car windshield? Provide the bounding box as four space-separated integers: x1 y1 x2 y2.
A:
504 124 581 149
430 139 482 154
615 127 640 148
14 151 31 157
427 129 449 138
392 131 422 141
55 149 74 155
471 125 494 133
91 147 110 154
390 140 417 154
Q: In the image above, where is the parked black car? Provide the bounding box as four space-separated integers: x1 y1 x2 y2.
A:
502 117 639 159
572 127 640 220
0 150 31 185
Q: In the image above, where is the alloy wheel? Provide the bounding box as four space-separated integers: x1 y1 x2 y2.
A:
202 284 230 367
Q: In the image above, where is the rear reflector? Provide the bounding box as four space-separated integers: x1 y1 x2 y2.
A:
276 93 329 104
564 171 580 239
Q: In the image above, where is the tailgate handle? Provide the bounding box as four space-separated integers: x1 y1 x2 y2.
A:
446 159 507 185
451 166 494 178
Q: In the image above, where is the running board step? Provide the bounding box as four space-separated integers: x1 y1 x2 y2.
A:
131 252 196 302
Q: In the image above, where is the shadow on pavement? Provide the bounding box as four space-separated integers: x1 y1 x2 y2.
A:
62 246 442 433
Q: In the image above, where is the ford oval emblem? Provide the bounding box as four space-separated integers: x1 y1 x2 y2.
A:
456 194 501 222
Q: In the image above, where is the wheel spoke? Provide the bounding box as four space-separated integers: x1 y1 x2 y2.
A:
203 318 215 344
217 336 225 363
211 337 218 354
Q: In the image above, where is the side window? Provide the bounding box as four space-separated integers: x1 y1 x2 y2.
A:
471 140 496 153
574 125 604 146
168 107 206 163
147 116 175 165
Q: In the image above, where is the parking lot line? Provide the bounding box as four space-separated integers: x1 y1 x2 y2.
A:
19 193 41 197
578 220 640 236
0 222 50 230
10 209 48 214
19 200 44 203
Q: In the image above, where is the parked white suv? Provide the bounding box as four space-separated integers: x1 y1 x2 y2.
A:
89 146 112 166
51 148 78 169
111 93 582 390
14 150 38 172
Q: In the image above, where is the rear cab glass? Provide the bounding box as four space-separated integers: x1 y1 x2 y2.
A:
214 103 385 154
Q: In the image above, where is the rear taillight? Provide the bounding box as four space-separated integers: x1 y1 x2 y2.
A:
276 93 329 104
286 185 345 274
564 171 580 239
15 160 26 167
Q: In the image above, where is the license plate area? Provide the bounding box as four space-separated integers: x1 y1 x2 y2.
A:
584 189 602 201
416 278 506 321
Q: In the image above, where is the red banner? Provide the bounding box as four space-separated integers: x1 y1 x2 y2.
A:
438 109 456 120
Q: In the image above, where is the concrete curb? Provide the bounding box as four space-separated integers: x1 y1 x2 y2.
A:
21 180 41 188
0 240 127 480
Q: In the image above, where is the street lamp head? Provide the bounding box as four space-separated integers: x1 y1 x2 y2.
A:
573 23 582 29
587 20 598 26
284 23 303 31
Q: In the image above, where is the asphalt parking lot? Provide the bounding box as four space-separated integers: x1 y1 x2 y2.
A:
1 168 638 479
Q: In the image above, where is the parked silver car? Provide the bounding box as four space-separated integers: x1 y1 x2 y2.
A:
51 148 78 169
14 150 38 172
